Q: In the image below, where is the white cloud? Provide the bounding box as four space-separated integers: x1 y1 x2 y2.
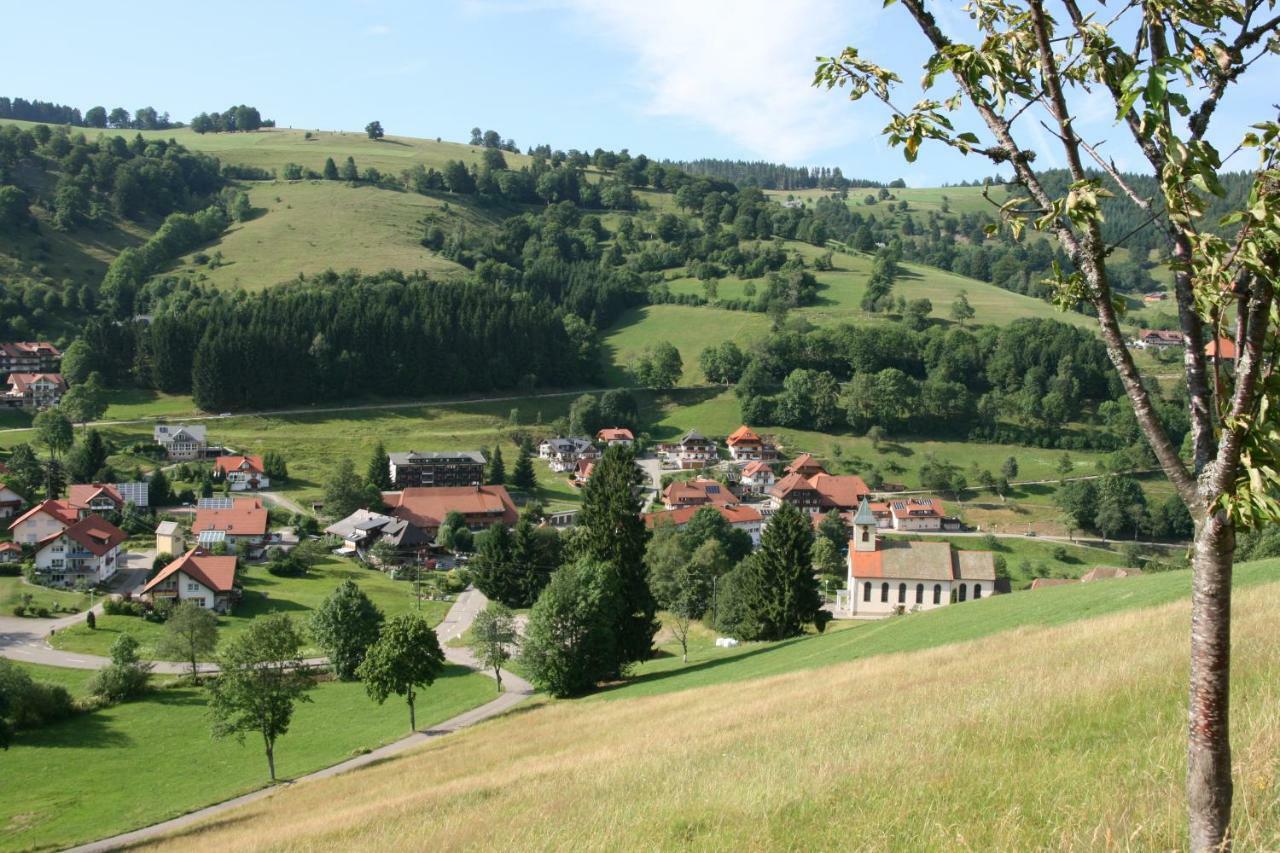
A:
364 23 393 36
562 0 883 163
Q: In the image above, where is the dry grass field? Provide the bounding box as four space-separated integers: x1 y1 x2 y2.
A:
144 578 1280 851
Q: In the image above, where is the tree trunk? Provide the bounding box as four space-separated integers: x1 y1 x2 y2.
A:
1187 509 1234 851
264 738 276 783
494 666 504 693
408 689 416 732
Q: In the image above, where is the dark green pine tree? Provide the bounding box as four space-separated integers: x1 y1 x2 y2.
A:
323 157 339 180
486 445 505 486
471 523 520 606
736 501 820 640
577 444 655 669
511 444 536 493
367 442 392 491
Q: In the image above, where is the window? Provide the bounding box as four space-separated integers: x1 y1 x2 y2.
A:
973 584 982 599
898 583 906 603
915 583 924 604
958 583 967 602
861 528 870 543
186 582 200 592
933 584 942 605
880 582 889 603
863 581 872 602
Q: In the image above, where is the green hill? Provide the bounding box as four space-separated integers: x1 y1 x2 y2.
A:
140 561 1280 850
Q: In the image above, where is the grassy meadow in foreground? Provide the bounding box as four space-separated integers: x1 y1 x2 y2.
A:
142 569 1280 851
0 664 493 852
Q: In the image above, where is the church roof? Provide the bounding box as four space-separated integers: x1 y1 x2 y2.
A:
852 496 877 526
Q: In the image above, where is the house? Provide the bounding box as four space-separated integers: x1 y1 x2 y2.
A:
1142 291 1168 303
769 471 871 514
384 485 519 537
663 478 737 510
8 499 78 544
153 424 209 460
141 549 238 612
672 429 717 469
837 499 996 617
192 498 269 553
596 427 635 447
67 483 124 518
0 541 22 564
572 459 595 485
32 515 127 588
213 455 270 491
784 453 826 478
388 450 486 489
323 508 431 561
738 460 777 495
886 498 945 531
1205 337 1237 365
1080 566 1143 582
3 373 66 409
155 520 185 555
1137 329 1183 349
644 504 764 548
538 436 599 473
0 483 24 519
0 342 61 376
725 425 775 462
1029 577 1079 590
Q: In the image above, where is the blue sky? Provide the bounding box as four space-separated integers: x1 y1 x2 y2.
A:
5 1 1273 185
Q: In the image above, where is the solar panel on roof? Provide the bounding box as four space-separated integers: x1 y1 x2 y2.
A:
198 497 235 510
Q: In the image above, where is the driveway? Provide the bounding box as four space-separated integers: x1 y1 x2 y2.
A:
636 455 663 511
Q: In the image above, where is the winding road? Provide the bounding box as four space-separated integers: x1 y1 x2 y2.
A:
1 587 533 852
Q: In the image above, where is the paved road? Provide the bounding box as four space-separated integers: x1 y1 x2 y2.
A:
636 456 663 511
49 587 530 852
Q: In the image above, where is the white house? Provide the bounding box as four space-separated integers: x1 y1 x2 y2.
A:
8 499 78 545
213 455 270 491
32 515 126 587
886 498 945 531
192 498 269 554
141 549 238 612
153 424 208 460
738 460 777 495
538 436 599 473
837 499 996 618
596 427 635 447
0 483 24 519
671 429 717 469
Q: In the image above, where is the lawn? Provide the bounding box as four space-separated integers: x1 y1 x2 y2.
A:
601 557 1280 702
0 663 495 852
140 565 1280 850
600 304 772 386
48 557 452 660
0 575 90 616
100 388 201 421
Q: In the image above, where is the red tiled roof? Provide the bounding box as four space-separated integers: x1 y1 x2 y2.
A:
726 425 762 446
848 540 995 581
810 473 871 509
6 373 66 393
1205 338 1237 360
596 428 634 441
0 342 60 358
663 478 736 507
785 453 825 475
644 503 762 529
387 485 518 529
213 455 266 476
8 498 77 531
770 471 818 497
741 460 774 478
193 498 269 537
1080 566 1143 582
142 548 238 594
889 497 944 519
38 515 126 557
67 483 124 511
0 541 21 553
1029 577 1079 590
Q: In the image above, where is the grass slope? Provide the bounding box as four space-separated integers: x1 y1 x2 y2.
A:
142 562 1280 851
0 664 494 852
48 557 450 660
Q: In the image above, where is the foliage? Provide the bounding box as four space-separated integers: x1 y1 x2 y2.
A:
468 602 518 691
717 502 820 641
357 613 446 731
310 580 385 680
519 558 623 697
87 634 152 702
154 601 218 680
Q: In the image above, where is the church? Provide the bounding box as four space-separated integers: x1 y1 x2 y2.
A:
836 498 997 617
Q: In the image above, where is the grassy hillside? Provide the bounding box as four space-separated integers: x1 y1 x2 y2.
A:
143 563 1280 850
765 184 1011 218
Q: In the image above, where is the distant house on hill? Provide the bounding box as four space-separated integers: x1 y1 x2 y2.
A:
1204 337 1237 366
0 541 22 564
670 430 716 469
0 482 24 519
725 425 775 462
784 453 826 479
1137 329 1183 349
596 427 635 447
213 455 270 491
142 549 239 613
836 499 996 617
0 342 61 376
538 436 598 473
1029 577 1079 590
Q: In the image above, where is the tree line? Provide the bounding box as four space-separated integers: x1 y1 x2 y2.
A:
665 157 894 190
190 105 274 134
0 97 180 130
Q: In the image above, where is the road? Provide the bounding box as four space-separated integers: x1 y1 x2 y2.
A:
0 385 712 435
26 587 530 852
636 455 663 511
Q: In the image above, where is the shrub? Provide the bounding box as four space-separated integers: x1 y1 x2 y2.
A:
87 634 152 702
86 610 96 629
103 597 146 617
33 607 50 618
11 605 25 617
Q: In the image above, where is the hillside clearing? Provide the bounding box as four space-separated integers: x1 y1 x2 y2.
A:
140 564 1280 851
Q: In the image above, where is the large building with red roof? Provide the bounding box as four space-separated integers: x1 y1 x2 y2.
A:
193 498 270 552
32 515 127 587
0 342 61 375
725 425 776 462
67 483 125 518
3 373 66 409
384 485 519 537
142 549 239 612
662 478 737 510
643 503 763 547
838 499 995 617
769 470 871 514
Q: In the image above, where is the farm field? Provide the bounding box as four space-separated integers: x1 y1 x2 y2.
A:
0 660 493 852
141 562 1280 851
160 181 482 291
49 557 451 660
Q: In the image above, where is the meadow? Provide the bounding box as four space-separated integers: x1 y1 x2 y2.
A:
140 562 1280 851
0 660 494 852
48 556 451 659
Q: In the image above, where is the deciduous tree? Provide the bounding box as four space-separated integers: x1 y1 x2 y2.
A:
310 580 384 680
357 613 445 731
155 601 218 681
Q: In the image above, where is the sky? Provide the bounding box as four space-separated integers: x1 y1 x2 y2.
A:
4 0 1274 185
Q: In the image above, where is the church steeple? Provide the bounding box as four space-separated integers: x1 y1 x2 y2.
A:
852 497 877 552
